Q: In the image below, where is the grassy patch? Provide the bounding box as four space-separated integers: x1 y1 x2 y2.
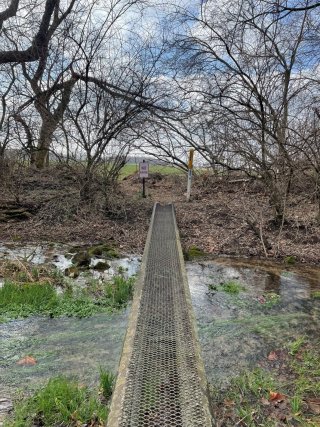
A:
0 275 134 322
289 339 320 397
287 336 305 356
211 338 320 426
259 292 281 308
211 368 278 426
209 281 245 295
4 376 109 427
185 245 205 260
99 368 115 400
119 163 183 179
104 275 134 307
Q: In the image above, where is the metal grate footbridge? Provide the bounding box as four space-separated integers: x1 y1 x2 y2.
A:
107 204 212 427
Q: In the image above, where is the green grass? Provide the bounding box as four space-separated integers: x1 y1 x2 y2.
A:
99 368 115 400
209 281 245 295
311 290 320 299
4 377 108 427
211 339 320 426
288 336 306 356
290 340 320 396
104 275 134 307
211 368 278 426
119 163 183 179
0 275 135 322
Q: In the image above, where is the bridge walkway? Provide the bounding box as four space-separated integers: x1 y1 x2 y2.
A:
107 203 212 427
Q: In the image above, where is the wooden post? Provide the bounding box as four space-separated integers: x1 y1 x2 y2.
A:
139 159 149 198
186 149 195 202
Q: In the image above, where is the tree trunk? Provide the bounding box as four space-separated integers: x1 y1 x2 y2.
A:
262 172 286 224
80 172 93 201
269 187 285 224
35 121 55 169
35 147 49 169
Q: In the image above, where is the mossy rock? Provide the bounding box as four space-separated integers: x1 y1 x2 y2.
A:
93 261 110 271
64 266 79 278
71 251 91 267
88 244 119 259
184 245 205 260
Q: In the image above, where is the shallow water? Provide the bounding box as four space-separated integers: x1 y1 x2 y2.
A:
1 244 320 422
0 311 129 391
0 312 129 423
0 244 141 423
186 258 320 388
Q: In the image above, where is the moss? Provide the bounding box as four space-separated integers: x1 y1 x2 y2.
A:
88 244 119 259
64 266 79 278
284 255 296 265
71 251 91 268
185 245 205 260
93 261 110 271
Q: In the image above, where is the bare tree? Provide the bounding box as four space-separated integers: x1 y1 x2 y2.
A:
0 0 76 64
0 65 15 159
163 0 317 222
65 78 146 198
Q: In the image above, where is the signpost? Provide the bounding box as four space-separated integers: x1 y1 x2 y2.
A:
139 160 149 198
186 148 195 202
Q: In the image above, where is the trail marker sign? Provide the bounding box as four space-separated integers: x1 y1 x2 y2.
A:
139 161 149 178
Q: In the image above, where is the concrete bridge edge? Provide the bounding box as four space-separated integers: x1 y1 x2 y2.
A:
106 202 158 427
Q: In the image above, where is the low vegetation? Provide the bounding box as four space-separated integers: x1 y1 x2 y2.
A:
211 338 320 426
209 281 246 295
185 245 205 260
0 274 134 323
4 371 114 427
99 368 115 400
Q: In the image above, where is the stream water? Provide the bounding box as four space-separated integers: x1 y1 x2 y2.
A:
0 244 139 424
0 245 320 423
187 258 320 390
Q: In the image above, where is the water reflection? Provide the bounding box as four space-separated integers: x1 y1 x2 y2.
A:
186 257 320 386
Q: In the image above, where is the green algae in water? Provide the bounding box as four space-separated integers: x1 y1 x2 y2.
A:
0 312 129 398
187 258 320 389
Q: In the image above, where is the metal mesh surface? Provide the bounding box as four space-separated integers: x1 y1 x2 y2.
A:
111 204 211 427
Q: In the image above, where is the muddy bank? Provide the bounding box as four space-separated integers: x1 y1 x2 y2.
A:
1 171 319 264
